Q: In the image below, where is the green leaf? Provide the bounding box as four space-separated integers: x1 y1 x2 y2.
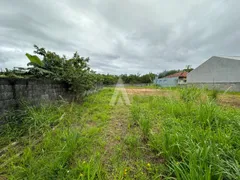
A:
26 53 43 67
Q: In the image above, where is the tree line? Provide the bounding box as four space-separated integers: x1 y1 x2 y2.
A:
0 45 193 95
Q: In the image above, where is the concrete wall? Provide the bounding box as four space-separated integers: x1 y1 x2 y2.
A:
188 56 240 83
188 82 240 92
0 78 75 114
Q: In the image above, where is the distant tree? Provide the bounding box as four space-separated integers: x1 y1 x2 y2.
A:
157 65 194 78
183 65 194 72
120 73 155 84
139 73 155 83
158 69 180 78
99 74 118 85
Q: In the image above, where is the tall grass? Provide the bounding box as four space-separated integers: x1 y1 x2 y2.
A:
2 87 239 179
0 102 66 148
1 88 114 179
131 87 240 179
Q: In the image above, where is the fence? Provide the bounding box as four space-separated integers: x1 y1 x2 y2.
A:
0 78 75 114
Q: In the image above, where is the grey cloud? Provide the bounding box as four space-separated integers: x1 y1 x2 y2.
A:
0 0 240 74
90 52 120 60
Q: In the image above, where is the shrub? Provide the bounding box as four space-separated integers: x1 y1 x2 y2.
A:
25 45 98 97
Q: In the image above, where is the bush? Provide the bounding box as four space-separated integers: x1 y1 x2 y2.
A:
25 45 98 96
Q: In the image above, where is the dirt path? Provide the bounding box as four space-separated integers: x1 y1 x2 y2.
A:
103 104 130 178
126 88 173 96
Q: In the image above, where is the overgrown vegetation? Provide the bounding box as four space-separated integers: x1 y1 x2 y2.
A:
1 87 239 179
121 73 156 84
1 45 194 88
0 89 114 179
26 45 99 95
0 102 66 149
131 87 240 179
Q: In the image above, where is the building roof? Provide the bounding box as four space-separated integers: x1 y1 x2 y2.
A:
165 71 188 78
216 56 240 60
187 56 240 83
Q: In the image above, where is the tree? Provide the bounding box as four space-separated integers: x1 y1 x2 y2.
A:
26 45 97 96
158 70 180 78
183 65 194 72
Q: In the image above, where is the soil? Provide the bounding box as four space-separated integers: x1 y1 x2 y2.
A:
218 94 240 108
125 88 174 96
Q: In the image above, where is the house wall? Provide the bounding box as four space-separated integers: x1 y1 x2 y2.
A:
188 82 240 92
0 78 75 114
178 77 187 84
155 77 178 87
187 56 240 83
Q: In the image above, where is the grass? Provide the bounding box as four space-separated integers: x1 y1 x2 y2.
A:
131 87 240 179
0 87 240 179
0 102 66 149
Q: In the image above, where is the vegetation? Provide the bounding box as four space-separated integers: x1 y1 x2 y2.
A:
1 87 239 179
0 89 113 179
98 74 119 85
25 45 98 95
0 45 157 88
1 45 196 90
131 87 240 179
121 73 156 84
1 45 194 87
158 65 193 78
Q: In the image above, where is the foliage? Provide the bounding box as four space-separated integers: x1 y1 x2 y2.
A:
25 45 97 95
98 74 118 85
131 87 240 179
121 73 155 84
209 89 219 100
158 69 180 78
158 65 193 78
183 65 194 72
1 88 240 179
0 102 66 148
1 89 114 179
25 53 43 67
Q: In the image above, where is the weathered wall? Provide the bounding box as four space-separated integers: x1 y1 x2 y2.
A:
188 82 240 92
0 78 75 114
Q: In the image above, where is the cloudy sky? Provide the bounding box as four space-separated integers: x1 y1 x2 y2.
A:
0 0 239 74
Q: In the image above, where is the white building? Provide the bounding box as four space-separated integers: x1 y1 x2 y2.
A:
154 72 187 87
187 56 240 91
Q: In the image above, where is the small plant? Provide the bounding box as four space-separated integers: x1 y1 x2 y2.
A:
209 89 219 100
124 134 140 151
179 86 202 103
138 116 151 141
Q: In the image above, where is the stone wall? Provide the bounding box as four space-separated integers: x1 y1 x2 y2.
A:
187 82 240 92
0 78 75 114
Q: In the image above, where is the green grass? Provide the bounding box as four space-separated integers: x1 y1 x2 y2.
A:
131 87 240 179
1 87 239 179
0 102 67 149
0 88 114 179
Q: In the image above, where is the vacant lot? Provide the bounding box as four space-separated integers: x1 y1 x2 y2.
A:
126 87 240 108
0 87 240 179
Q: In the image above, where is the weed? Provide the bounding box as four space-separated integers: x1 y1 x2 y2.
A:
1 87 239 179
132 88 240 179
209 89 219 100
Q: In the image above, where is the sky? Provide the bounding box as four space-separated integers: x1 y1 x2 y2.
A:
0 0 239 75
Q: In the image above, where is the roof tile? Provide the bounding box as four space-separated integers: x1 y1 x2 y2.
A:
165 71 188 78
